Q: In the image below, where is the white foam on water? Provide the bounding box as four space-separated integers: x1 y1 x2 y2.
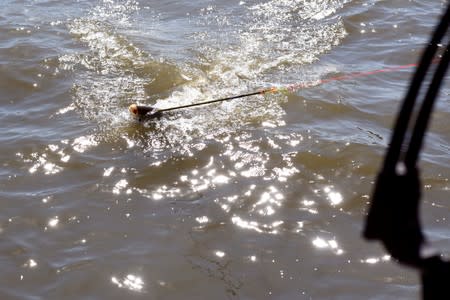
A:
139 0 348 156
57 0 348 160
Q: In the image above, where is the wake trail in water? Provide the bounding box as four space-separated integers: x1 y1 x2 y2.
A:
56 0 348 159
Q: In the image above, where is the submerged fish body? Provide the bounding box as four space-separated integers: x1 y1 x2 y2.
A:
128 104 162 121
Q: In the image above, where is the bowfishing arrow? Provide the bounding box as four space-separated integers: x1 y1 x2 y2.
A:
128 87 278 121
128 62 433 121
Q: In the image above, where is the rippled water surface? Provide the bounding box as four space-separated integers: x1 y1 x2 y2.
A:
1 0 450 299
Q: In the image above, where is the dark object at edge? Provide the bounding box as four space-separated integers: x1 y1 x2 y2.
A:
363 3 450 299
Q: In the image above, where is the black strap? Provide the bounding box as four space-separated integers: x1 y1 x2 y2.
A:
363 3 450 299
383 3 450 173
405 41 450 167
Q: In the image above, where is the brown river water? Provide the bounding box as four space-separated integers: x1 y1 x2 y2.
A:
1 0 450 299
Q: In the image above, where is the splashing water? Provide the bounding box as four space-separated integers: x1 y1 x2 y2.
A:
56 0 347 159
5 1 449 298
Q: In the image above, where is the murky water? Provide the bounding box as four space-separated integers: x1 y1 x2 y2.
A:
1 0 449 299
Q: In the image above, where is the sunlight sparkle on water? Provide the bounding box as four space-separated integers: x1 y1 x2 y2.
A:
273 166 299 182
111 274 144 292
113 179 128 194
56 103 76 115
302 199 315 206
196 216 210 224
361 255 391 264
103 167 115 177
72 135 98 153
254 186 284 207
272 221 284 227
148 185 181 200
231 215 284 234
324 186 343 205
59 152 71 163
253 186 284 216
48 217 59 227
215 251 226 258
28 153 62 175
122 135 135 148
212 174 230 184
232 216 263 233
26 259 37 268
312 237 344 255
295 221 304 233
259 205 276 216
